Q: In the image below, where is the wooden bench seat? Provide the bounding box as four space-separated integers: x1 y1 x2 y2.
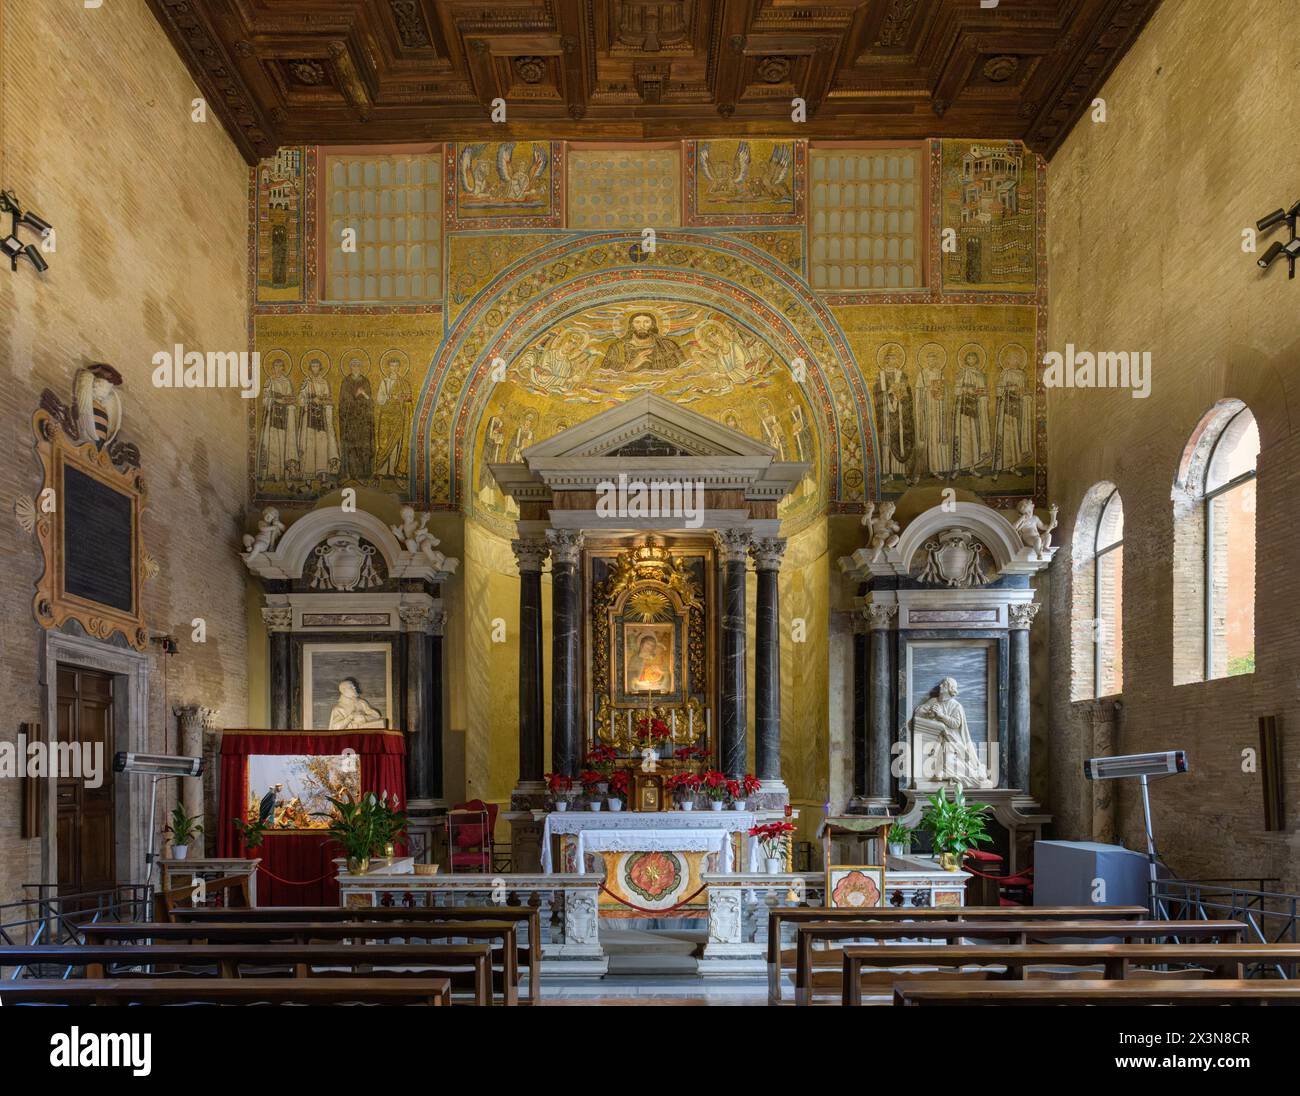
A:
793 919 1246 1005
0 943 496 1005
841 942 1300 1004
80 921 520 1005
765 905 1149 1003
0 977 451 1006
174 904 543 1003
892 978 1300 1006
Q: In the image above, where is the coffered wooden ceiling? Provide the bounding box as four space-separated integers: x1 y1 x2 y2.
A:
147 0 1161 164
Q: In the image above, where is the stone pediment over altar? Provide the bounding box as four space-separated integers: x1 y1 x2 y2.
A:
489 394 810 508
840 500 1058 587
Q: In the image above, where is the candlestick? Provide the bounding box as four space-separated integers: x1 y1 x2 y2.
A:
670 709 676 738
688 707 693 740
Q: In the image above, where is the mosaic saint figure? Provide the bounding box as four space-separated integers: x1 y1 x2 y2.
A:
950 345 991 478
914 343 949 481
373 351 412 480
697 318 754 386
521 328 588 393
297 352 339 481
338 350 375 481
991 343 1034 477
757 397 787 459
477 414 507 507
599 312 685 373
506 408 537 463
257 352 298 481
874 342 914 479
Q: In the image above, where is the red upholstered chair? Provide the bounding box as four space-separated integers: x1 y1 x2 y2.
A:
447 799 497 873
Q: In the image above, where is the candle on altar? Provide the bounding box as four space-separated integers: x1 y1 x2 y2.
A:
670 709 676 738
688 707 693 738
626 708 632 739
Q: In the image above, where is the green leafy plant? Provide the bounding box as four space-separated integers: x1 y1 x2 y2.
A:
372 790 408 850
316 790 383 863
233 816 266 849
918 785 992 858
886 822 914 848
164 802 203 847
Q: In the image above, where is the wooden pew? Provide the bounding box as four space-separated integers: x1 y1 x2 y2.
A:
0 977 450 1006
892 978 1300 1006
0 943 495 1006
81 921 520 1005
765 905 1150 1003
794 920 1246 1005
842 942 1300 1005
174 903 543 1004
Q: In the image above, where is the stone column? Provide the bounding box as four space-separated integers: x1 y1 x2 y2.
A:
512 537 550 790
750 537 786 790
173 705 216 854
851 614 868 799
261 606 293 729
717 529 751 777
866 603 897 806
547 530 584 777
1007 602 1039 791
399 604 444 803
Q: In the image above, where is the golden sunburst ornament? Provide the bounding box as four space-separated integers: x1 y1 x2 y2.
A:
628 589 670 621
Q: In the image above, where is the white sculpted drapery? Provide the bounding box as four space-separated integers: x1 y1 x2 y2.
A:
911 676 990 787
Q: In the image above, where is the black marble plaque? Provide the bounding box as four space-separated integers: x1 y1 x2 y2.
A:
62 464 134 613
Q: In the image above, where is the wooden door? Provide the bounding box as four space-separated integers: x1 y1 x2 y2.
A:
56 666 116 897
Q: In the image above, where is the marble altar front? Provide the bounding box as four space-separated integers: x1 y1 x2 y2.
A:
539 809 762 875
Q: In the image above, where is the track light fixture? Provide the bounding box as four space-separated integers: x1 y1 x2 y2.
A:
0 189 52 273
1256 199 1300 279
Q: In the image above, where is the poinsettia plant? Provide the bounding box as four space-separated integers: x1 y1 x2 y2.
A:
634 717 671 746
607 770 632 801
583 744 617 778
545 772 574 796
677 745 710 764
702 770 732 802
737 774 762 798
749 820 796 858
578 769 605 792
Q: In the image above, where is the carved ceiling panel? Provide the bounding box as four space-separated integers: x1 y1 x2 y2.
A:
145 0 1161 163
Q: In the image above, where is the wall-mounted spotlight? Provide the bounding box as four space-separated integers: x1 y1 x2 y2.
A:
1255 199 1300 279
0 189 52 273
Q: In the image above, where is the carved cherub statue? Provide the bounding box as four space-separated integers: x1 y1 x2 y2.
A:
861 499 901 561
392 505 441 562
1014 499 1059 558
241 507 284 562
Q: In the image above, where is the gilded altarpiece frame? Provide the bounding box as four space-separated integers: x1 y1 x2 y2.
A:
586 539 713 760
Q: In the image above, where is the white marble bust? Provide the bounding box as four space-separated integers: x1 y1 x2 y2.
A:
328 677 386 730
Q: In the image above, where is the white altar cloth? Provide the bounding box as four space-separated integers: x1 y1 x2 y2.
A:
540 810 759 874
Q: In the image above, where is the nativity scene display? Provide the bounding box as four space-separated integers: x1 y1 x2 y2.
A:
245 752 361 831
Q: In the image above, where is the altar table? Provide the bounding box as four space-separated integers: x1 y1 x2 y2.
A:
539 810 761 875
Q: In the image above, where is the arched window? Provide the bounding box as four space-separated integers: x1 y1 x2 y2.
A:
1071 483 1123 700
1172 402 1258 683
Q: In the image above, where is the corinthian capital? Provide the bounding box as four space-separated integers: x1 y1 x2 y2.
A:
261 605 293 632
864 603 898 630
749 536 787 572
546 529 584 567
511 536 550 574
715 528 752 564
1008 602 1040 630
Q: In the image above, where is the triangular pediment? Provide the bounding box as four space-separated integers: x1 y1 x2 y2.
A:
522 394 776 461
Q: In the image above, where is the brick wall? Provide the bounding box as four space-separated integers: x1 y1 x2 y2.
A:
1046 0 1300 887
0 1 249 909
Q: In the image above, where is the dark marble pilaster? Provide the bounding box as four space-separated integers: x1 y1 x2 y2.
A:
400 604 443 802
513 537 549 785
262 606 293 729
428 619 444 800
851 616 868 797
866 603 897 802
717 529 751 778
750 537 786 784
1007 602 1038 791
547 530 584 778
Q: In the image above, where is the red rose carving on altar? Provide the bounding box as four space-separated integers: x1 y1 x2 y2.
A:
831 870 881 908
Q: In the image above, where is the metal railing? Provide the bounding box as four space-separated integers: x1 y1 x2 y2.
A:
0 884 150 979
1154 878 1299 979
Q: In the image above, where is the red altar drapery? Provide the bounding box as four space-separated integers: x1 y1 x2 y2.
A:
218 727 407 906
